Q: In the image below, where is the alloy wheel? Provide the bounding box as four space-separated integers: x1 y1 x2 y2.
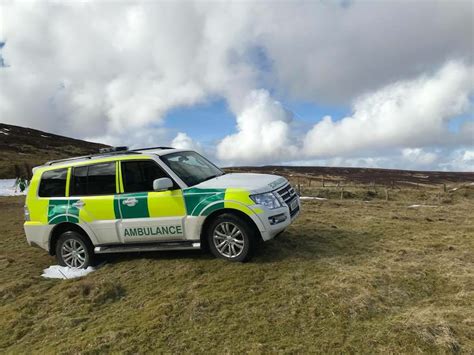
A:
61 239 87 268
212 222 245 258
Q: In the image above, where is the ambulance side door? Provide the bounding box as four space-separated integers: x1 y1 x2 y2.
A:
69 161 120 245
117 159 187 243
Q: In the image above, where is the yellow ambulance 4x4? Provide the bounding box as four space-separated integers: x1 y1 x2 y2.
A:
24 147 300 267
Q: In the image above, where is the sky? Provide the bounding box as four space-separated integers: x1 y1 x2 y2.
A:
0 0 473 171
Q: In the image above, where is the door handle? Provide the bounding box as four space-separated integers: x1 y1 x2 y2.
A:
123 197 138 207
72 200 85 208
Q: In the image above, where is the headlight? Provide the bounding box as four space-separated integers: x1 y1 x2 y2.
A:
250 192 281 209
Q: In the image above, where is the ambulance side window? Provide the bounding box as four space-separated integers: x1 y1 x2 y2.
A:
70 162 116 196
121 160 170 193
38 168 68 197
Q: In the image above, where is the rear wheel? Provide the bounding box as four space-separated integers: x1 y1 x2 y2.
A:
55 231 93 269
207 214 256 262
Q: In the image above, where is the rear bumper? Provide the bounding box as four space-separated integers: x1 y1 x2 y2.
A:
24 222 52 252
251 196 300 241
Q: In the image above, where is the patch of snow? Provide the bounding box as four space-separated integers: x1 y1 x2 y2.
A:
408 204 437 208
0 179 28 196
300 196 327 200
0 131 9 135
3 128 10 131
40 134 50 138
41 265 96 279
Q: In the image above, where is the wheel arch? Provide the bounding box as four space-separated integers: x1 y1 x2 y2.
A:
49 223 94 256
199 208 263 249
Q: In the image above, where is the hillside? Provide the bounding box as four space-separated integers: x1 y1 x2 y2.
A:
0 123 107 179
1 123 472 184
1 184 473 352
1 124 473 352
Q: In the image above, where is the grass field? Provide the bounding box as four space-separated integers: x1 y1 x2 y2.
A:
0 184 473 353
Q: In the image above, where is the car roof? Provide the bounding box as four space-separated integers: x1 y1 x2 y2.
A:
34 147 190 173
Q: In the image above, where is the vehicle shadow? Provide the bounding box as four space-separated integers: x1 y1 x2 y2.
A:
97 224 380 266
97 248 213 266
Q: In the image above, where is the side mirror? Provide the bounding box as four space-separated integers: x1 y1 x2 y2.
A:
153 177 173 191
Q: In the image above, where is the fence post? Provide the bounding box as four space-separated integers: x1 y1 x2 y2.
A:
322 177 325 187
340 187 344 200
385 188 389 201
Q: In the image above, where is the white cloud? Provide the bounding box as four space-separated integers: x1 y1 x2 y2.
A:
402 148 438 166
439 149 474 172
171 132 202 152
303 61 473 157
0 1 472 170
217 90 298 164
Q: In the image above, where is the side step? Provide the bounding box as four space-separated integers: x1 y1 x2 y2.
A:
94 241 201 254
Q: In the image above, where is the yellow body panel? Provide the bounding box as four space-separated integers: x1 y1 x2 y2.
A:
148 190 186 217
224 188 262 215
224 188 254 205
65 168 71 197
78 195 116 222
25 174 49 224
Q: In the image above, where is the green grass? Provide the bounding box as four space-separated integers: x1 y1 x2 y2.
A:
0 185 473 353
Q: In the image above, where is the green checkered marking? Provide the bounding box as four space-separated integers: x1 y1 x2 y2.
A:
48 199 79 224
183 188 225 216
115 192 149 219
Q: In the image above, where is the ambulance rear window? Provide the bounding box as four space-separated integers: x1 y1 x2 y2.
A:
38 168 68 197
70 162 116 196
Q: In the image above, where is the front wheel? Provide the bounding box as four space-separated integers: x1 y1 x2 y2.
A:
207 214 256 262
55 231 93 269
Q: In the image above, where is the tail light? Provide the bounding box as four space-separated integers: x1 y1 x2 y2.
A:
24 205 30 221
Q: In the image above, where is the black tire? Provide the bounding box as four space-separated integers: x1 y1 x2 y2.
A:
207 213 256 262
55 231 94 269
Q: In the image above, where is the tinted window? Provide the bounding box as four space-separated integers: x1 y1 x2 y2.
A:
122 160 169 193
38 168 68 197
72 166 88 196
71 162 116 196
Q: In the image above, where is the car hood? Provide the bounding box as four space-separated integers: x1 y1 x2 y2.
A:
192 173 288 194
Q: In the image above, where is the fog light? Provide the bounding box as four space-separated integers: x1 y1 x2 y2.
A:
269 213 287 225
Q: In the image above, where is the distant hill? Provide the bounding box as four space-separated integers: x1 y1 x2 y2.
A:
1 122 472 184
226 165 474 186
0 123 108 178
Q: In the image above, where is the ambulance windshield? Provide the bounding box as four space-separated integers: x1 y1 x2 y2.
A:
161 151 224 187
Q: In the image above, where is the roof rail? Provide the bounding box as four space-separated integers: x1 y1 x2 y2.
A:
45 154 93 166
132 146 175 151
45 150 142 166
44 146 174 167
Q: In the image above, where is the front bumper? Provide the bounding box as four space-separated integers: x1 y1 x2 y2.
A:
251 195 300 241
